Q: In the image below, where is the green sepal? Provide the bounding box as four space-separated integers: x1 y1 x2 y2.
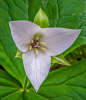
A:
51 54 71 66
34 8 49 28
15 49 22 59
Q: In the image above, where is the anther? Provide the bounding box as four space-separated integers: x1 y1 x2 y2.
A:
29 45 32 50
40 47 47 51
32 40 34 43
40 42 46 45
34 48 38 55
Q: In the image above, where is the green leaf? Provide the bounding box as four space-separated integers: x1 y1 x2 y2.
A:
51 54 70 66
0 69 22 99
0 0 27 86
1 58 86 99
37 60 86 100
24 92 47 100
34 8 49 28
23 60 86 100
0 86 19 100
0 69 22 88
57 0 86 55
2 90 22 100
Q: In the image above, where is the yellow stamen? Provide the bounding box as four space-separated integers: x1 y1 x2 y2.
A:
34 48 38 55
40 42 46 45
29 46 32 50
35 36 39 40
32 40 34 43
40 47 47 51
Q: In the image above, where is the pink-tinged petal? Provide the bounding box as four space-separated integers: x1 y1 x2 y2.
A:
40 28 81 56
22 50 51 92
9 21 41 52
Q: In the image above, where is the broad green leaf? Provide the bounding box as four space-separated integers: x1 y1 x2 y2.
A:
34 8 49 28
57 0 86 55
1 58 86 99
51 54 70 66
0 86 19 100
2 90 22 100
24 60 86 100
0 69 22 88
0 0 28 86
0 69 22 99
23 92 47 100
37 60 86 100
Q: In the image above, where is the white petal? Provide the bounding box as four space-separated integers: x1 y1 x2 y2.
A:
40 28 81 56
22 50 51 92
9 21 41 52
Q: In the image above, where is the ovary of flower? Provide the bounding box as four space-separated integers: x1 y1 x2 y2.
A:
9 21 81 92
29 35 47 55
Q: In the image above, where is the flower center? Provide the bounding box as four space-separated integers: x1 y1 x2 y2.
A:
29 35 47 55
31 40 40 48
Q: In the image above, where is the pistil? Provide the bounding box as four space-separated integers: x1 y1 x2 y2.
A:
29 35 47 55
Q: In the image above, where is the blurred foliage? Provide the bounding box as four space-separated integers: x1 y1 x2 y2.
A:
66 44 86 64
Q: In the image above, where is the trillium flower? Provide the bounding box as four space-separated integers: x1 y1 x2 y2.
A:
9 21 81 92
